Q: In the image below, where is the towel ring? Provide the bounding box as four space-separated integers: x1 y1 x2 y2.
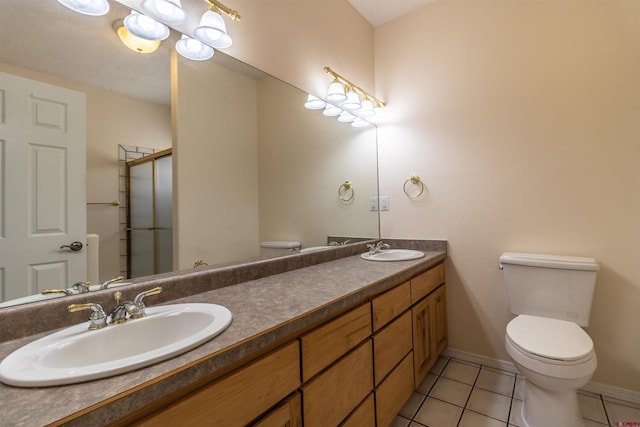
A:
403 174 425 199
338 180 355 202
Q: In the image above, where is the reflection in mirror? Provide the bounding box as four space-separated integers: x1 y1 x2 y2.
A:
0 0 379 308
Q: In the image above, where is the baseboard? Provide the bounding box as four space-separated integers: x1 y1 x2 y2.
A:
442 347 640 405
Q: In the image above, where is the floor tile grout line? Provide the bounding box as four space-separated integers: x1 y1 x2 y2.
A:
506 369 518 427
455 360 482 427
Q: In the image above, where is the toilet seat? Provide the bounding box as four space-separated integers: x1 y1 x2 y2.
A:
506 315 594 363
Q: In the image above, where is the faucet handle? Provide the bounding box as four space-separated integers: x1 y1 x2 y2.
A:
67 303 107 330
131 287 162 319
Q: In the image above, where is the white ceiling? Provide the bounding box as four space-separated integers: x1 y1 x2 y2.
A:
348 0 436 26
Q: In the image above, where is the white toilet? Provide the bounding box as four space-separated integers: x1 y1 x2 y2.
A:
500 252 599 427
259 240 301 257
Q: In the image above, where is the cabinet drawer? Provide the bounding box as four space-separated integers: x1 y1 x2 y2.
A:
340 393 375 427
375 352 414 427
373 310 412 386
300 303 371 381
411 263 445 304
251 392 301 427
136 341 300 426
371 281 411 332
302 340 373 427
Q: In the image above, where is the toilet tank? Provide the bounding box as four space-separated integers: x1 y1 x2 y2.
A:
259 241 301 257
500 252 599 326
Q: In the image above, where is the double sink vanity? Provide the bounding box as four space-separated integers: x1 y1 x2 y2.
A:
0 239 447 426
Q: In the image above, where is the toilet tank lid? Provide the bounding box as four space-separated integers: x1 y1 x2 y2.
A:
260 241 301 249
500 252 599 271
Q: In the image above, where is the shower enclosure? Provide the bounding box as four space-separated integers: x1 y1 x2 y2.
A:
126 149 173 278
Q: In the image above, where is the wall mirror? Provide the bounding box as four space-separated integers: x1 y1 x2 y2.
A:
0 0 379 308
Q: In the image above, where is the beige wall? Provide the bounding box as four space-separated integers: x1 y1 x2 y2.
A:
257 76 378 247
172 54 259 269
374 0 640 391
0 62 171 283
225 0 375 101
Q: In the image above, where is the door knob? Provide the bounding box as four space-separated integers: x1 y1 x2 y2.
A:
60 241 83 252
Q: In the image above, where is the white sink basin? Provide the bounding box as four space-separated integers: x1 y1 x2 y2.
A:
361 249 425 262
0 303 232 387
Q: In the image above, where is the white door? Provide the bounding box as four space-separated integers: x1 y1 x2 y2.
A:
0 71 86 301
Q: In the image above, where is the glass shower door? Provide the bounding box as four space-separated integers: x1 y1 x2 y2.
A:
127 150 172 278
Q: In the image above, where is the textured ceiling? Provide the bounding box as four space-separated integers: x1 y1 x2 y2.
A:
348 0 436 26
0 0 173 105
1 0 432 105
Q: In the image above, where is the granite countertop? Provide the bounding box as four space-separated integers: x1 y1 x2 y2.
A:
0 244 446 426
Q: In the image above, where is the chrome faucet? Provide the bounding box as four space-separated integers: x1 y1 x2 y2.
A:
42 281 90 296
367 241 390 255
67 302 107 330
100 276 124 290
109 287 163 324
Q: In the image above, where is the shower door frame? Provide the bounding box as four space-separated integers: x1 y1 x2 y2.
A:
125 148 172 278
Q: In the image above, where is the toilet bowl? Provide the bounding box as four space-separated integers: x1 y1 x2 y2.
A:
505 315 597 427
500 252 599 427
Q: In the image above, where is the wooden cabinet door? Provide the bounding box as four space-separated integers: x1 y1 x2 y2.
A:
135 341 300 426
432 285 448 355
375 353 414 427
371 281 411 332
373 310 412 386
302 340 373 427
251 392 302 427
412 296 436 386
300 303 371 381
410 263 445 304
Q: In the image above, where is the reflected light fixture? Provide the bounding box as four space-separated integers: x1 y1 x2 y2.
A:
305 66 386 127
304 94 326 110
113 19 161 53
124 10 170 41
323 104 342 117
176 35 214 60
338 111 356 123
141 0 187 24
56 0 110 16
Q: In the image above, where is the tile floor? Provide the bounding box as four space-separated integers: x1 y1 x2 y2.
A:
392 356 640 427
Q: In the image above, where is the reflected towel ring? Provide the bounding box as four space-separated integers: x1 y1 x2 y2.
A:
403 174 425 199
338 180 355 202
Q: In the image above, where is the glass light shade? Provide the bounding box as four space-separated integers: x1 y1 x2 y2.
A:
116 25 161 53
351 118 370 128
325 80 346 102
323 104 342 117
304 94 326 110
124 11 170 41
141 0 186 24
342 90 362 110
193 10 232 49
358 99 376 117
338 111 356 123
176 35 214 61
56 0 110 16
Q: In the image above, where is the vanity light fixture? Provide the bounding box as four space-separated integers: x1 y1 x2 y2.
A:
124 10 170 41
113 19 161 53
56 0 110 16
176 34 215 60
140 0 187 25
305 66 386 127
